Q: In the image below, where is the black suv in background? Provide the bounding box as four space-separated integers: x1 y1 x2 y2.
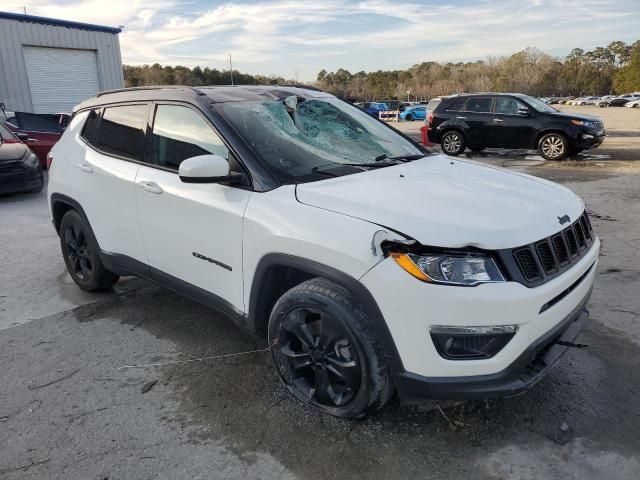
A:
427 93 605 160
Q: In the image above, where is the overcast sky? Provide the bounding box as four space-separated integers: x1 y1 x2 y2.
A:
3 0 639 81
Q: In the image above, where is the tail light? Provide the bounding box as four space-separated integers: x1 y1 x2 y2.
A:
46 151 53 169
427 113 433 124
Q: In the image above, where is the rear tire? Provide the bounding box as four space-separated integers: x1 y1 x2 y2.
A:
405 114 414 121
268 278 393 419
59 210 119 291
538 133 568 161
441 130 466 156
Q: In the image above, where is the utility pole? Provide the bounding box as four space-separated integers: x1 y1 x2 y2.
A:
229 53 234 85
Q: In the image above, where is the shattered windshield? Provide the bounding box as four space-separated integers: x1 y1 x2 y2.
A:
216 96 427 182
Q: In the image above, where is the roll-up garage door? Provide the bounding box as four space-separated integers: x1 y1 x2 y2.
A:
23 46 101 113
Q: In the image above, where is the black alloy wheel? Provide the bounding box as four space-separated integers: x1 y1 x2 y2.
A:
268 278 393 418
275 306 361 407
59 210 119 291
64 221 93 281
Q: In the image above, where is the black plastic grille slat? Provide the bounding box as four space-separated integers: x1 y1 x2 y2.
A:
552 235 569 264
564 227 579 256
583 212 593 233
574 222 586 248
514 248 542 281
535 241 556 273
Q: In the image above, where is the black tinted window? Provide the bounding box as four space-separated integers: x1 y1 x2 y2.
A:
494 97 526 115
444 99 465 111
150 105 229 170
81 109 100 144
464 97 493 113
15 112 62 133
95 105 147 160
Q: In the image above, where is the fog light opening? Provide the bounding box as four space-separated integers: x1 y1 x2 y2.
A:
430 325 518 360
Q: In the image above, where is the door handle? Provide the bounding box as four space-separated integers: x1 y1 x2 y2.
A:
493 118 504 123
456 116 467 120
76 163 93 173
139 181 163 194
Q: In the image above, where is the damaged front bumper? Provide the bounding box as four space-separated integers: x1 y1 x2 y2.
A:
392 292 590 401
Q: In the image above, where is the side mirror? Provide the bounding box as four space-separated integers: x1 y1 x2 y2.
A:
517 108 531 116
179 154 231 183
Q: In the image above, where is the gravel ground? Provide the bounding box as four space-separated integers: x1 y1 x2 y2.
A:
1 161 639 480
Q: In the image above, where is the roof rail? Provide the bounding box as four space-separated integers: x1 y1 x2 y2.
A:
95 85 203 97
196 84 322 92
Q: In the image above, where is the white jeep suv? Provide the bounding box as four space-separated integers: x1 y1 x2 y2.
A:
48 86 599 418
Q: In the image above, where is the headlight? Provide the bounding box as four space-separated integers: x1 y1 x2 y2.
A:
24 153 39 168
391 252 505 286
571 119 595 128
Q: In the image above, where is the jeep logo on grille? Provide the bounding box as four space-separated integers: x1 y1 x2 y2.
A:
558 214 571 225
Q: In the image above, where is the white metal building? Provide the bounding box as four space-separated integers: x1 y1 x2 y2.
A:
0 12 124 114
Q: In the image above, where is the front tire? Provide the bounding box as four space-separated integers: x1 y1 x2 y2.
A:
538 133 568 161
404 114 414 121
60 210 119 291
441 130 466 156
268 278 393 419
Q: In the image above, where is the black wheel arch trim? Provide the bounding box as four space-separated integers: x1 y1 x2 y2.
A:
247 253 403 366
50 193 90 235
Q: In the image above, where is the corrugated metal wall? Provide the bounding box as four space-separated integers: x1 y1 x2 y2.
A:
0 17 124 113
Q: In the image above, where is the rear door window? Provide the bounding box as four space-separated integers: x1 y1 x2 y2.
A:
14 112 63 133
464 97 493 113
95 104 148 161
149 104 229 170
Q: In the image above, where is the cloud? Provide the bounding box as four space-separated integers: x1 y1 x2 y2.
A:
1 0 638 80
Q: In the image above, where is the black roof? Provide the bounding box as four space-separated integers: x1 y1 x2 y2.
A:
75 85 332 112
0 11 121 34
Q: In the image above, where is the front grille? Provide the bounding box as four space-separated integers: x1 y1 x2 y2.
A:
514 248 541 281
503 211 595 287
565 227 578 255
535 241 556 273
552 234 569 264
0 160 26 174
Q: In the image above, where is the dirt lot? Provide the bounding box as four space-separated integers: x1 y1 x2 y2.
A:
1 155 640 479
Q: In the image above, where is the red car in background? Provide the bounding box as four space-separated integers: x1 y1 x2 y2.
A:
2 111 69 169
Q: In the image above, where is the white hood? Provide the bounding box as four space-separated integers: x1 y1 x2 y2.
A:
296 155 584 250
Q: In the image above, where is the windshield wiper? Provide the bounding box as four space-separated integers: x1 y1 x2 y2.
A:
312 160 400 173
376 154 425 162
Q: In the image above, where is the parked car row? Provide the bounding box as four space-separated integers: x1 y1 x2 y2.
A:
541 93 640 107
426 92 605 161
353 100 429 121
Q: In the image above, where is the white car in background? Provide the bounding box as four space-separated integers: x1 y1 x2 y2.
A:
624 98 640 108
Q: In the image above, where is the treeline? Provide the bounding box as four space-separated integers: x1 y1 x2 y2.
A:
123 63 294 88
317 41 640 101
122 40 640 100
